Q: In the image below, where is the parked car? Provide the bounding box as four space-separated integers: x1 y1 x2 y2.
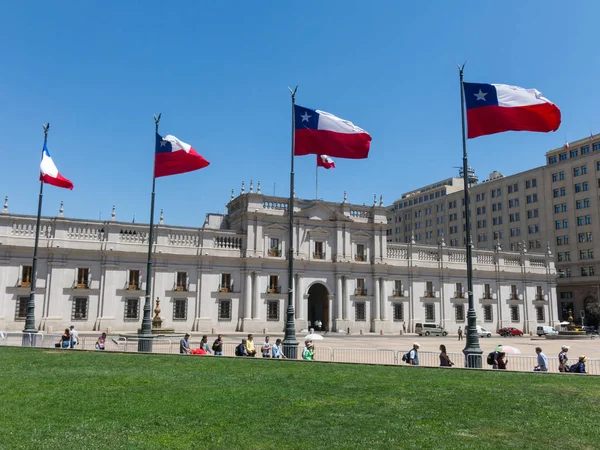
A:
497 327 523 337
476 325 492 338
415 323 448 336
536 326 558 336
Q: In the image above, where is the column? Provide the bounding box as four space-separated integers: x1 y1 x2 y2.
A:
296 275 304 320
343 276 351 320
252 272 260 319
373 276 381 321
244 271 252 319
380 278 388 321
195 269 202 318
336 275 343 320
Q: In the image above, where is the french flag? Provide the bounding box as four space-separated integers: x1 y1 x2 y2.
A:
154 133 210 178
40 143 73 190
294 105 371 159
317 154 335 169
464 83 561 139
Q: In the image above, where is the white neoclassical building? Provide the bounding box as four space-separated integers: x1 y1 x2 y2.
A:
0 190 558 334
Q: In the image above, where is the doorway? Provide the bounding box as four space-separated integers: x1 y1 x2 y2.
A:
307 283 329 331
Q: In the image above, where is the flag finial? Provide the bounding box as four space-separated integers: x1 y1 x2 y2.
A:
111 205 116 222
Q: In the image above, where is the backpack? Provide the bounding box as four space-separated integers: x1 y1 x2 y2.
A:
235 344 243 356
401 350 412 363
486 352 496 365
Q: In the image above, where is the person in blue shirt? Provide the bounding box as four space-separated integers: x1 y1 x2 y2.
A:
180 333 191 354
272 338 286 359
534 347 548 372
408 343 420 365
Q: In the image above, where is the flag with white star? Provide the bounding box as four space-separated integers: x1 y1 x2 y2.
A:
154 133 209 178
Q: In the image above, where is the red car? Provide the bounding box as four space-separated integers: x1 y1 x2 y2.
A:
497 327 523 337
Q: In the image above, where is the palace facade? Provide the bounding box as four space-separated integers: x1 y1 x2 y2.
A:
0 190 558 334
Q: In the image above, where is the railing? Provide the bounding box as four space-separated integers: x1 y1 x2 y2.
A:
387 246 408 259
119 229 147 243
168 233 199 247
448 251 466 263
267 286 281 294
355 254 366 262
423 290 434 298
173 281 189 292
68 226 103 241
268 248 281 257
510 294 519 300
454 292 465 299
392 289 404 297
262 201 288 210
482 293 492 300
355 288 367 296
214 235 243 249
418 250 439 261
349 209 370 218
219 284 233 293
313 251 326 260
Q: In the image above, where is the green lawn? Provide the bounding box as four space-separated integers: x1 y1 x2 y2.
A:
1 348 599 449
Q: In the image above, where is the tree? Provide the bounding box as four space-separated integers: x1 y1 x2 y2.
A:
584 297 600 327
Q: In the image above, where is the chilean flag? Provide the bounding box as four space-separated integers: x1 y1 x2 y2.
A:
294 105 371 159
154 133 210 178
40 143 74 190
464 83 561 139
317 154 335 169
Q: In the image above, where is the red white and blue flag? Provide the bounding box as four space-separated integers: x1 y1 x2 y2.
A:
294 105 371 159
40 143 73 190
463 83 561 139
155 133 210 178
317 154 335 169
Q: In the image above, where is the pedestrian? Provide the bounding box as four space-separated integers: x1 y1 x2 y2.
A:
402 322 406 334
261 336 272 358
59 328 71 349
235 338 248 357
497 352 507 370
558 345 569 372
245 334 257 357
272 338 286 359
569 355 587 374
199 335 212 354
69 325 79 348
439 344 453 367
408 342 420 365
95 332 106 350
302 340 315 360
534 347 548 372
180 333 191 354
212 334 223 356
457 326 463 341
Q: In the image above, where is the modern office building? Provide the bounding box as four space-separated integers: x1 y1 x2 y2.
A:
388 133 600 325
0 190 556 334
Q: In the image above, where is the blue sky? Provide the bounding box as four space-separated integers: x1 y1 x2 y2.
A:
1 1 598 226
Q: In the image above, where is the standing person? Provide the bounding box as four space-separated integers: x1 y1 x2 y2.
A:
558 345 569 372
246 334 257 357
212 334 223 356
235 338 248 357
534 347 548 372
302 340 315 360
402 322 406 334
439 345 453 367
199 335 212 354
180 333 191 354
497 352 507 370
272 338 287 359
95 332 106 350
408 343 420 366
457 326 463 341
261 336 272 358
60 328 71 349
69 325 79 348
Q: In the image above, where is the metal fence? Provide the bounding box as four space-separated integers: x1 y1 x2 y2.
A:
2 332 597 375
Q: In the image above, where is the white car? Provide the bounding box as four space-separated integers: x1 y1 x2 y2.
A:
476 326 492 338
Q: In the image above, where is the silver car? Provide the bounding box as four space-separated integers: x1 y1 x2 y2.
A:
415 323 448 337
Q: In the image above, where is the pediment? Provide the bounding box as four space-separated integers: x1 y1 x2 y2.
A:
307 226 331 237
300 203 350 222
265 223 287 233
351 230 372 239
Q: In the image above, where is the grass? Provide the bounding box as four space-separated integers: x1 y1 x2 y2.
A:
1 348 599 449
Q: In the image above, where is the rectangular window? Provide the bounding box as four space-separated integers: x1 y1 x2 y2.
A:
510 285 518 300
218 299 232 321
455 282 463 298
125 298 140 320
269 238 281 257
570 149 578 158
394 280 403 297
16 296 28 320
425 304 435 322
393 303 404 322
425 281 434 297
268 275 280 293
483 305 493 322
549 155 557 164
356 278 366 296
76 268 89 288
536 306 545 322
176 272 187 291
313 241 324 259
510 306 520 322
356 244 365 261
536 285 543 299
220 273 232 292
455 304 465 322
173 298 187 320
582 145 590 154
483 283 491 299
267 301 279 321
128 269 140 290
20 265 33 287
72 297 88 320
355 302 366 321
559 152 567 161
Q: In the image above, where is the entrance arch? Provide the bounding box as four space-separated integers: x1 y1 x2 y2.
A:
307 283 329 332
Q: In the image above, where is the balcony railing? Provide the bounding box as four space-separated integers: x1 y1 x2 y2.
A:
74 281 90 289
454 292 465 299
424 290 434 298
268 248 282 257
355 288 367 296
19 280 31 288
267 286 281 294
392 289 404 297
483 293 492 300
127 283 140 290
313 251 326 260
510 293 519 300
536 294 545 301
355 254 366 262
219 283 233 293
174 282 189 292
